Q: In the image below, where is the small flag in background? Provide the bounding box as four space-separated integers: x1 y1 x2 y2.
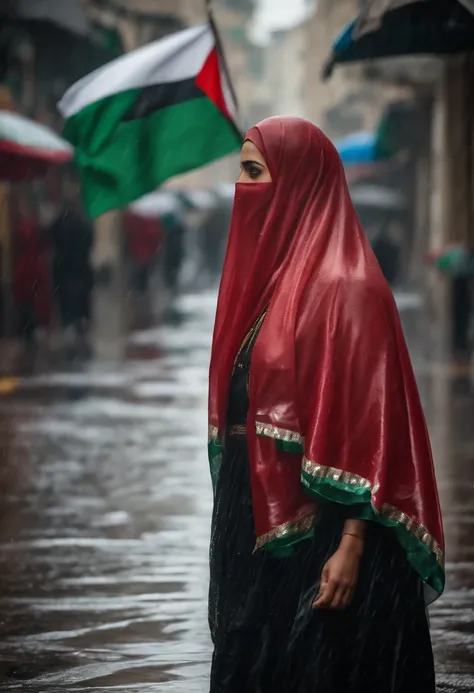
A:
58 24 242 218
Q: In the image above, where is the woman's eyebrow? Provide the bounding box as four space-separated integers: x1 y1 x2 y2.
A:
240 159 264 167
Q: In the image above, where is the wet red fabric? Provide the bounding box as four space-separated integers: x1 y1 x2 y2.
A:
209 117 443 574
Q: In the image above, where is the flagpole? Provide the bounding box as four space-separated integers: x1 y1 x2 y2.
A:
205 0 240 111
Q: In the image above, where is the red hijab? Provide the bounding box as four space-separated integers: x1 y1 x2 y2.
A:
209 117 444 601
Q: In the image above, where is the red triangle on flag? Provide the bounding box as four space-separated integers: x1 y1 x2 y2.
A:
195 48 232 121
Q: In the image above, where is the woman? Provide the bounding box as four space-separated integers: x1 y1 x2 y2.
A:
208 117 444 693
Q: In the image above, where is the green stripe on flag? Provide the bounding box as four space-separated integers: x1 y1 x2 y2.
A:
64 92 241 218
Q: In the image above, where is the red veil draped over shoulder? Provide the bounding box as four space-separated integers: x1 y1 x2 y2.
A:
208 117 444 601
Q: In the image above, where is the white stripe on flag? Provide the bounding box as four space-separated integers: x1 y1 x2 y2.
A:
58 24 213 119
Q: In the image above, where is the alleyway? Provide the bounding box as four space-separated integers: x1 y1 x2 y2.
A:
0 291 472 692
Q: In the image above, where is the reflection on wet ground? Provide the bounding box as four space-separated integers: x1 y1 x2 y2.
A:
0 291 472 692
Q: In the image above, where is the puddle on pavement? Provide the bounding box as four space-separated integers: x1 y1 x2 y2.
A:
0 292 471 691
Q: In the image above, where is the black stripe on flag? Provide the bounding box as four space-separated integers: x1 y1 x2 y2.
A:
123 77 204 121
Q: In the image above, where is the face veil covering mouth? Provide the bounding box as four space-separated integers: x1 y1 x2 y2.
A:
208 116 444 604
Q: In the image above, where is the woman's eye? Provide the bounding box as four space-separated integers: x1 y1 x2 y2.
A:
249 166 261 179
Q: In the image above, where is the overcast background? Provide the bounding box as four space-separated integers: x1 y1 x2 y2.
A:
252 0 311 42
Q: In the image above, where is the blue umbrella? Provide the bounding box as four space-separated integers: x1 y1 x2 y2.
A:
335 131 377 166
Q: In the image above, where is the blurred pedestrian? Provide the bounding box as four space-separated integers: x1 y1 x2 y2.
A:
427 244 474 358
124 211 163 297
162 210 186 298
201 201 231 284
49 181 94 355
12 192 51 348
452 272 472 357
208 118 443 693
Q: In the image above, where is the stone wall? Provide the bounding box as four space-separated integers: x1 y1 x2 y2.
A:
267 22 308 119
304 0 409 138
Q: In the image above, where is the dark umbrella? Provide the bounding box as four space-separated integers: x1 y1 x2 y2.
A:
324 0 474 79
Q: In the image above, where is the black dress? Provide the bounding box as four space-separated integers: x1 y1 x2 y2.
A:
209 318 436 693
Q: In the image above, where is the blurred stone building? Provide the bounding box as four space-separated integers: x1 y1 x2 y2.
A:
267 22 308 119
83 0 203 51
305 0 410 139
262 0 409 140
0 0 121 336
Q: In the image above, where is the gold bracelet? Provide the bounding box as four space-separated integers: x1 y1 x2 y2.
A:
342 532 364 542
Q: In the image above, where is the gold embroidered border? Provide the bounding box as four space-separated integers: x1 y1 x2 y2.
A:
302 457 444 568
208 424 219 444
254 512 316 551
255 422 304 446
381 503 444 566
302 458 372 490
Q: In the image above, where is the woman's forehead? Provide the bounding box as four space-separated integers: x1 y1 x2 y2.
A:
241 139 265 162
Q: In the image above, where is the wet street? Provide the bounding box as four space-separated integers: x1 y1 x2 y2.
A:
0 291 472 692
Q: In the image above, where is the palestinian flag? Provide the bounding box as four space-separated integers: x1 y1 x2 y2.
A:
58 24 241 218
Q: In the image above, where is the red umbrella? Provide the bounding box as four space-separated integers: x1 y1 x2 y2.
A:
0 110 73 181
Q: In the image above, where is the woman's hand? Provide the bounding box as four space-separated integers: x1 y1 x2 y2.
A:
312 533 364 610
